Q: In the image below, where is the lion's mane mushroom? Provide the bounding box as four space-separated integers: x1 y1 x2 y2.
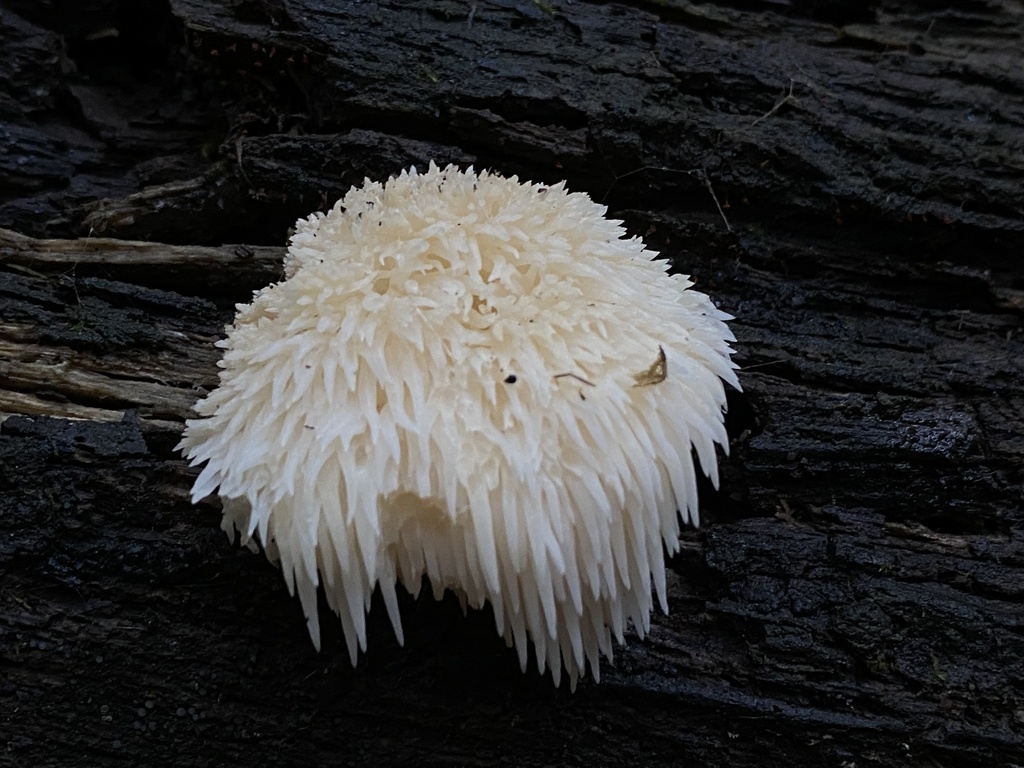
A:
179 163 738 688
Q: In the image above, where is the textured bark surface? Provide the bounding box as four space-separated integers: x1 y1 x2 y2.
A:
2 0 1023 765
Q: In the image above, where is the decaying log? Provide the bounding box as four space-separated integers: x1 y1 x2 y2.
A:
1 0 1023 766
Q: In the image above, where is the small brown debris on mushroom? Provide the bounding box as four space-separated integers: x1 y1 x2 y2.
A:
632 346 667 387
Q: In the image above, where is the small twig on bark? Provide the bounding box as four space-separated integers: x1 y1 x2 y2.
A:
751 78 796 127
595 147 733 232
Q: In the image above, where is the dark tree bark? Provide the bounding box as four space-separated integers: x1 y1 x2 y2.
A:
2 1 1023 766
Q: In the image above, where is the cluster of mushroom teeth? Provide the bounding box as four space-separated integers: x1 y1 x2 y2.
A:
179 163 738 689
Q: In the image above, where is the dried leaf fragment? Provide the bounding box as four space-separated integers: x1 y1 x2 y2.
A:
632 346 667 387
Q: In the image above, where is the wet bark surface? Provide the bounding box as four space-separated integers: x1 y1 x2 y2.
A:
1 1 1023 765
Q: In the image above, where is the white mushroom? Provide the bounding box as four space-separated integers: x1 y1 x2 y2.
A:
179 163 739 688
